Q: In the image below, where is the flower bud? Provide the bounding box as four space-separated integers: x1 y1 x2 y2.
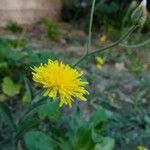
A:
130 1 138 9
131 0 147 26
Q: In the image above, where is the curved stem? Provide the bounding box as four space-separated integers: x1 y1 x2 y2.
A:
119 39 150 48
73 25 138 67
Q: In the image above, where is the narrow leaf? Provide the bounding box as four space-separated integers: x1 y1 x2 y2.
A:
15 118 40 140
24 76 34 102
0 102 16 131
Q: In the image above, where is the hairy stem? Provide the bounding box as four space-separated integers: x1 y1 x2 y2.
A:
73 25 138 67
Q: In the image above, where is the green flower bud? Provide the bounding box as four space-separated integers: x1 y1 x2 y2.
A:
131 0 147 26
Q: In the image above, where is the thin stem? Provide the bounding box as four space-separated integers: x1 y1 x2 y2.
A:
73 25 138 67
89 25 137 55
87 0 96 53
119 39 150 48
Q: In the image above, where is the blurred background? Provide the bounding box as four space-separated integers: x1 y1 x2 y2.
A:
0 0 150 150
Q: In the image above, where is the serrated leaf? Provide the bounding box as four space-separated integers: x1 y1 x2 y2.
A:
24 131 55 150
2 77 21 96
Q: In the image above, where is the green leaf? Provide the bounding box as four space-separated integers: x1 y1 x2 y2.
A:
24 77 34 102
38 101 60 120
95 137 115 150
58 138 72 150
22 92 30 104
69 106 87 134
92 129 102 143
0 43 12 60
24 131 55 150
0 61 9 75
27 50 40 64
15 118 40 140
8 51 25 61
0 62 8 69
0 102 16 131
38 52 57 63
0 94 7 102
74 127 94 150
90 108 108 127
0 41 25 61
19 98 48 124
2 77 21 97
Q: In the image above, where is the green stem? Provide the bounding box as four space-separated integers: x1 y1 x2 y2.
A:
73 25 138 67
119 39 150 48
87 0 96 53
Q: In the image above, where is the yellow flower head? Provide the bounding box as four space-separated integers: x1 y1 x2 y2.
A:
31 60 89 107
96 56 105 70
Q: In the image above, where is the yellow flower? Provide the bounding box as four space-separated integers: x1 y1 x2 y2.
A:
31 60 88 107
96 56 105 70
99 35 107 43
137 145 148 150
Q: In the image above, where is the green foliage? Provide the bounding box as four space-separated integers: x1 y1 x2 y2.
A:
90 108 108 128
144 15 150 30
0 102 16 131
15 118 40 140
0 39 25 61
24 77 34 103
22 92 30 104
6 21 23 33
95 137 115 150
0 37 57 86
7 39 27 48
42 18 60 40
24 131 55 150
130 57 144 73
0 38 60 149
38 101 60 120
2 76 21 97
55 107 115 150
0 85 114 150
